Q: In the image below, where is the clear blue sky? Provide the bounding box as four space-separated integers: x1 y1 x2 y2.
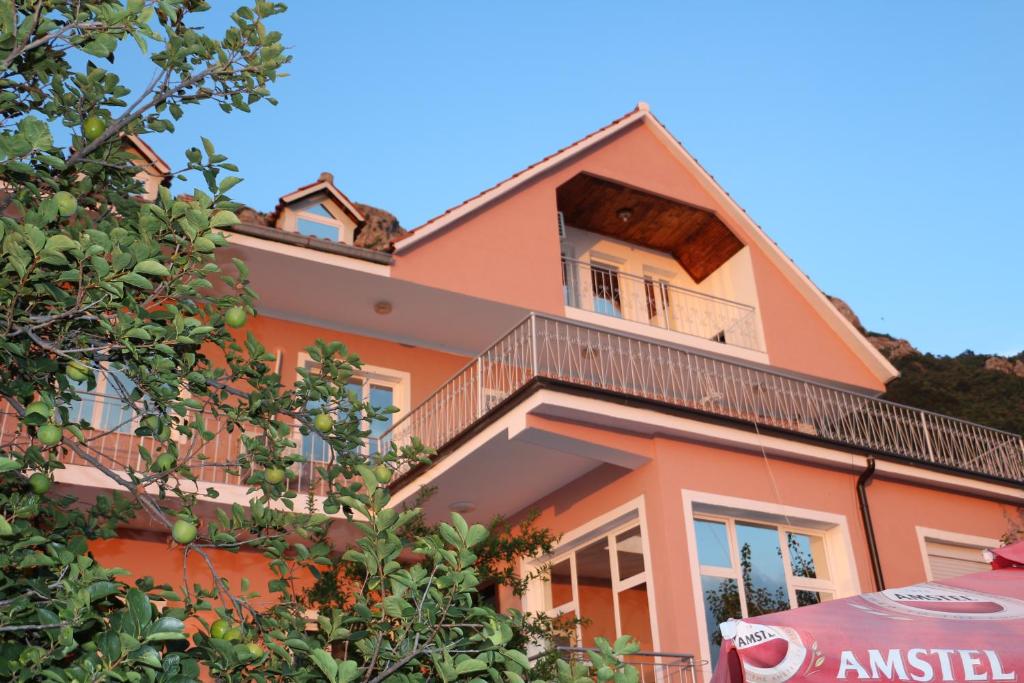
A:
148 2 1023 357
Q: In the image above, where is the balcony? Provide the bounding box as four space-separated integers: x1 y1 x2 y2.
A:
0 393 335 497
383 314 1024 484
534 647 701 683
11 316 1021 495
561 257 762 353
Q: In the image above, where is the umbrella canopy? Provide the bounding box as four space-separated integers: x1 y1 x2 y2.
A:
709 541 1024 683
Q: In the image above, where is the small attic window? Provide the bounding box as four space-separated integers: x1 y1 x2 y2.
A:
294 200 345 241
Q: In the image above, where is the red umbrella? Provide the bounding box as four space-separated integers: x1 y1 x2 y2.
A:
710 541 1024 683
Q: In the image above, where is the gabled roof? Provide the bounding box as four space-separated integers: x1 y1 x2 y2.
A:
273 171 365 226
394 103 899 385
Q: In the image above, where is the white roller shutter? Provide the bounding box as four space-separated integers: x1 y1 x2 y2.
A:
926 540 991 581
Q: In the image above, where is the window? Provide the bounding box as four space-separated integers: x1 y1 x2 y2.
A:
67 369 143 434
590 263 622 318
297 358 406 462
292 200 347 241
917 530 995 581
695 516 835 664
537 522 654 651
643 276 671 326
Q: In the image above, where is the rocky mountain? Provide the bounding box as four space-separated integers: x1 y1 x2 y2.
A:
353 203 406 251
829 296 1024 435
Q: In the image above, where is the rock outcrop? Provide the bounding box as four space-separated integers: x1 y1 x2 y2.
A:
354 203 405 251
827 296 918 360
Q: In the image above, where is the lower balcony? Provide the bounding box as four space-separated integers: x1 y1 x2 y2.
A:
9 315 1022 498
535 647 701 683
383 314 1024 485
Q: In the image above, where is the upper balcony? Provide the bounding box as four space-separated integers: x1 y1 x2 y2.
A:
554 172 765 360
561 256 762 353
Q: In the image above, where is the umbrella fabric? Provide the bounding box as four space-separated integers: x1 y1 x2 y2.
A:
709 567 1024 683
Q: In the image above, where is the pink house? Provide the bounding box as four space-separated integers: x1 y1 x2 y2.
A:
22 104 1024 676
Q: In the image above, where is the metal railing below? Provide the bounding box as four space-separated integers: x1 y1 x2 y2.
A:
562 257 763 352
0 393 336 497
541 646 702 683
382 314 1024 484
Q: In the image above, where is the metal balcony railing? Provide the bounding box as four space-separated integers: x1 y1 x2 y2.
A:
562 256 763 352
382 314 1024 483
536 647 702 683
8 316 1022 492
0 393 337 497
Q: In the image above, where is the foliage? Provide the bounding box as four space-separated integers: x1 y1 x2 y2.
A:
0 2 638 682
882 349 1024 435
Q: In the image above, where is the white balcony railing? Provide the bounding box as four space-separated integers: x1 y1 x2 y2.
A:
9 316 1022 492
561 257 763 352
383 314 1024 484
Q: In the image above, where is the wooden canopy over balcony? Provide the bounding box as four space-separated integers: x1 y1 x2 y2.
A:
556 172 744 282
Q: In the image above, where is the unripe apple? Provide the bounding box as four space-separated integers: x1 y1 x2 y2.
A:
209 619 230 639
82 116 105 142
224 306 247 328
37 424 62 446
66 360 91 383
171 519 197 544
264 467 285 485
28 473 51 495
314 413 333 433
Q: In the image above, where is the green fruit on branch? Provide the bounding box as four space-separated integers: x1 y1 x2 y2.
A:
54 191 78 216
224 306 247 328
313 413 333 433
373 464 392 484
264 467 285 485
37 424 62 446
28 473 51 495
223 627 242 642
245 643 264 659
323 499 340 515
66 360 91 382
171 519 197 544
209 619 230 640
82 116 105 141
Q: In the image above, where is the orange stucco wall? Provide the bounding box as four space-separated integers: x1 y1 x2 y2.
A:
244 314 469 407
512 417 1014 662
393 120 884 391
90 533 306 615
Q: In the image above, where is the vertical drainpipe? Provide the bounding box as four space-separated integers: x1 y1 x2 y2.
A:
857 457 885 591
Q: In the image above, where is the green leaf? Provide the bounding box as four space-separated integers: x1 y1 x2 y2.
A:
309 648 338 681
117 272 153 290
133 259 170 277
0 457 21 473
209 210 240 228
455 658 488 675
44 235 78 252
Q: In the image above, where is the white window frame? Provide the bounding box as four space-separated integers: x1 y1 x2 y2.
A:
288 199 354 243
682 490 860 674
694 513 837 612
522 497 661 653
915 527 998 582
295 353 410 460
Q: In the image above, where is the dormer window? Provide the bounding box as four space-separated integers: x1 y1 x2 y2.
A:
274 171 365 245
294 200 348 241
